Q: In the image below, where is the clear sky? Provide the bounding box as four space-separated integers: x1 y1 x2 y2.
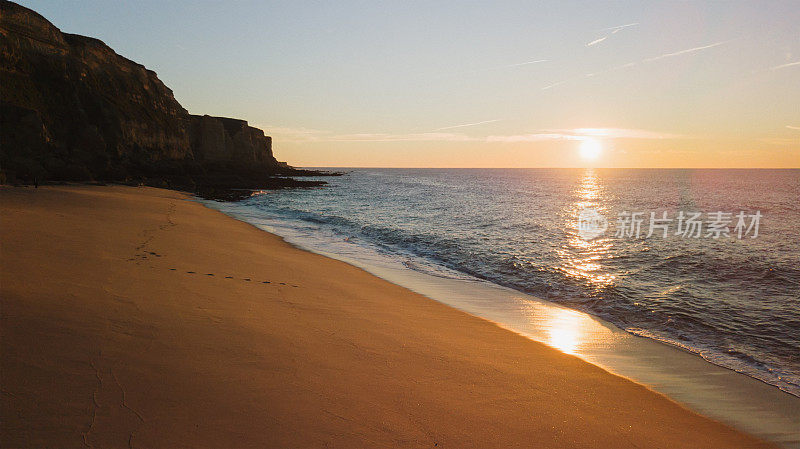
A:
19 0 800 168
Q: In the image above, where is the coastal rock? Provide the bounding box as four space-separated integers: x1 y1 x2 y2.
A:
0 0 299 189
190 115 276 166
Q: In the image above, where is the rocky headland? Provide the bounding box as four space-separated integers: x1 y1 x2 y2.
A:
0 0 330 196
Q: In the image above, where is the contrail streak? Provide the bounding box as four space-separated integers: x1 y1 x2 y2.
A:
587 22 639 46
603 22 640 33
586 36 608 47
432 119 502 132
499 59 548 68
771 61 800 71
644 40 730 62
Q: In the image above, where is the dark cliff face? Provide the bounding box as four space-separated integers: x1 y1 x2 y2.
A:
190 115 276 166
0 0 285 187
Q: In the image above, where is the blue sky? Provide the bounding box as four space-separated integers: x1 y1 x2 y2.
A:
19 0 800 167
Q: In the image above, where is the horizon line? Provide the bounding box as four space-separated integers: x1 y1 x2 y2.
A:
295 166 800 170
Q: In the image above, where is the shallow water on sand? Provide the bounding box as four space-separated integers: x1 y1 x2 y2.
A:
225 168 800 397
201 168 800 446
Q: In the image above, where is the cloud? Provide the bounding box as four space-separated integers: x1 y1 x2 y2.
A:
327 132 476 142
431 119 502 132
643 40 731 62
605 23 640 32
486 133 582 143
260 125 328 142
498 59 548 69
488 128 681 142
543 39 731 90
586 22 639 47
760 137 799 146
270 128 479 143
787 125 800 131
437 59 547 79
541 78 574 90
771 61 800 71
267 125 681 144
586 36 608 47
564 128 681 139
263 126 475 143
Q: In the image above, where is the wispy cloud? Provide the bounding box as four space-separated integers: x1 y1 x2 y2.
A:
771 61 800 71
436 59 547 79
267 126 681 144
264 125 478 143
262 125 328 142
643 40 731 62
329 132 475 142
498 59 548 69
541 78 574 90
431 119 502 132
487 133 581 143
787 125 800 131
760 137 799 146
604 23 640 33
586 22 639 47
586 36 608 47
488 128 681 142
543 39 731 91
564 128 681 139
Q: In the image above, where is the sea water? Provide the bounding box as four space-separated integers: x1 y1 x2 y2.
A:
202 168 800 445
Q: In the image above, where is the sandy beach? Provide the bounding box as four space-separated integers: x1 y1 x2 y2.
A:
0 185 773 448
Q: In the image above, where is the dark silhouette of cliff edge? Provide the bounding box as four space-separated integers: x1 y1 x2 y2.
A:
0 1 328 195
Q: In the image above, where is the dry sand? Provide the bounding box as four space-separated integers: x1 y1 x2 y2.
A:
0 185 773 448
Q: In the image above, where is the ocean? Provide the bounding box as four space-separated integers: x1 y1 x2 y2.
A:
208 168 800 398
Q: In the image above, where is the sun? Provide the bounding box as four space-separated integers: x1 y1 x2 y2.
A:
579 139 602 161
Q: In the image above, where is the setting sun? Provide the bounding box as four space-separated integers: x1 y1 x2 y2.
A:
2 2 799 447
579 139 602 161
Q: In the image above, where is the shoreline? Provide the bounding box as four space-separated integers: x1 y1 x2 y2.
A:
206 196 800 448
1 185 777 447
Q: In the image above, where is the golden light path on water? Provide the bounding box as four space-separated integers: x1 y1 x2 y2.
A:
541 169 620 354
557 169 616 288
209 170 800 446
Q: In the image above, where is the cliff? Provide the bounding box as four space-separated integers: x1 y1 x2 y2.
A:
190 115 275 165
0 0 311 192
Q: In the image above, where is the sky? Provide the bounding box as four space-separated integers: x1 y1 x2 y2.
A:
20 0 800 168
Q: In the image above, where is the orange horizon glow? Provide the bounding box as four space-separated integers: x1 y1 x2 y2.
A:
271 132 799 169
36 1 798 169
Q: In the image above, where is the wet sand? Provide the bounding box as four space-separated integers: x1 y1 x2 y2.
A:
0 185 773 448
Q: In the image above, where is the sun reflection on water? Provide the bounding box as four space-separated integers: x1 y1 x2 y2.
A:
545 307 585 354
559 169 616 288
518 301 620 356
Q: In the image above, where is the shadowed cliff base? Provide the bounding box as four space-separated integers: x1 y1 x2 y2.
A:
0 1 334 198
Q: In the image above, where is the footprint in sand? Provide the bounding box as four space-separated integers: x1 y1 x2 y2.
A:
165 268 290 286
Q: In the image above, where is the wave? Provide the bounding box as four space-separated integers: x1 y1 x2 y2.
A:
235 169 800 398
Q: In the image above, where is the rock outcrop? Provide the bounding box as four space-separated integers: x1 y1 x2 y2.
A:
190 115 275 165
0 0 307 191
